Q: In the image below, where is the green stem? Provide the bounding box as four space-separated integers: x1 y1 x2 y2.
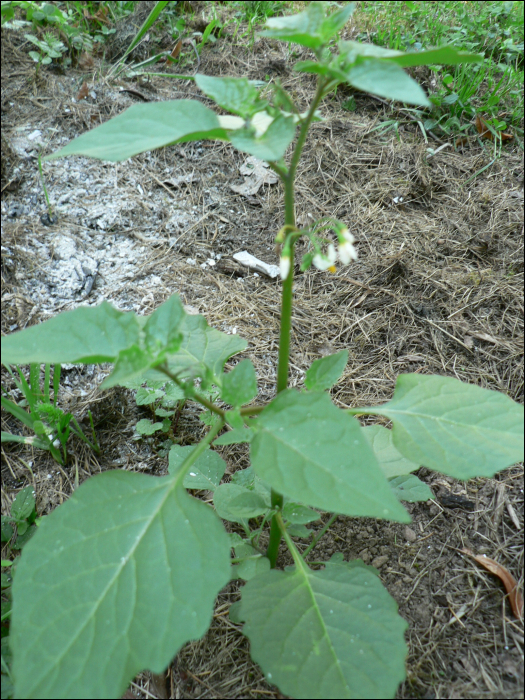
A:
158 365 225 418
267 78 329 569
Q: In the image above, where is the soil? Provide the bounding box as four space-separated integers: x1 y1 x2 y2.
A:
1 5 523 700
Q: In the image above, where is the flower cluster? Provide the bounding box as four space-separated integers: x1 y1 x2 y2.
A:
279 226 357 280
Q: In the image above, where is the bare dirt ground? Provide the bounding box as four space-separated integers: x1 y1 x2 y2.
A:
1 5 524 699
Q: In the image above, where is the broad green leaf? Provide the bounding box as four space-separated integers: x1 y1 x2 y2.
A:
143 295 185 350
214 483 270 523
148 314 247 382
351 374 524 479
11 486 36 522
287 524 313 538
233 556 407 699
282 503 319 525
232 553 271 582
195 74 263 118
214 427 254 445
230 465 273 503
305 350 348 391
251 390 410 522
1 303 141 365
102 295 186 388
229 113 296 162
11 470 230 699
232 542 271 581
318 3 356 41
338 40 404 62
363 425 420 478
102 344 162 390
293 60 332 75
346 60 430 106
221 359 258 407
260 2 355 51
388 474 433 503
44 100 228 162
135 387 164 405
162 382 185 405
13 524 37 550
135 418 165 435
1 517 14 542
168 445 226 490
338 41 483 68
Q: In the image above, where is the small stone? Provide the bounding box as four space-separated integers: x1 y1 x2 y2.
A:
371 555 389 569
358 548 370 563
404 526 417 543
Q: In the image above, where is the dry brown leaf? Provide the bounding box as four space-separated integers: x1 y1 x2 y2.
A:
475 115 513 141
78 52 94 71
170 39 182 59
462 548 524 620
76 82 89 101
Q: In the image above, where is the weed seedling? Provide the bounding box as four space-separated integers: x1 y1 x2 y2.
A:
1 363 99 466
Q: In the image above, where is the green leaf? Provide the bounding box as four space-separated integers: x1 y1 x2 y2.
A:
214 427 254 445
143 294 185 351
346 60 430 106
338 41 483 68
102 345 160 390
293 60 332 75
362 425 420 478
229 113 296 162
168 445 226 491
388 474 433 503
221 359 258 407
102 297 186 389
383 46 483 67
13 524 37 550
351 374 524 479
195 74 263 118
1 302 141 365
305 350 348 391
287 524 313 538
11 486 35 522
260 2 355 51
148 313 247 383
282 503 319 525
135 387 164 405
214 483 270 523
135 418 164 435
251 390 410 522
1 517 14 543
234 557 407 699
11 470 230 699
231 542 271 581
232 554 271 582
44 100 228 163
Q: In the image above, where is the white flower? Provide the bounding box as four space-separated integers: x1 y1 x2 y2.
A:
312 243 337 272
337 228 358 264
279 255 291 280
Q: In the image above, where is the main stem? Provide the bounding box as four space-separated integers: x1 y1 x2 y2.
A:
266 78 328 569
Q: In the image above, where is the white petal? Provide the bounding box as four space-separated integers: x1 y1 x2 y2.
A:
279 256 291 280
341 228 355 244
339 241 358 264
